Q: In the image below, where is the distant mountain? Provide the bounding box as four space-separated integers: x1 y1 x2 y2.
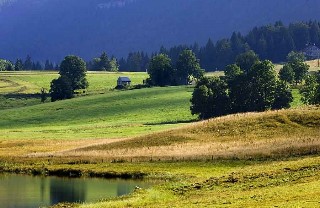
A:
1 0 320 62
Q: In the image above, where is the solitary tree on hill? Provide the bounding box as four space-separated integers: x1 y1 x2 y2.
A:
50 76 74 102
50 55 88 102
59 55 88 91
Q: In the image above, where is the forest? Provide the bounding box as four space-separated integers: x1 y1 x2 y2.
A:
119 20 320 71
1 21 320 73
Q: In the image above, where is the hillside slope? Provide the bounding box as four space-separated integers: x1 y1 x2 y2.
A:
67 106 320 161
0 86 196 141
1 0 320 61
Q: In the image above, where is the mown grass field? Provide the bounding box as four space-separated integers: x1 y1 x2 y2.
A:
0 71 148 94
0 71 148 109
0 70 319 207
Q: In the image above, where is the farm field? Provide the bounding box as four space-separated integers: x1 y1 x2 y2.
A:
0 71 148 109
0 70 319 207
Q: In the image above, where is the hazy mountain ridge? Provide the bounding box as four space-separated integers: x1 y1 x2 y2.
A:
1 0 320 62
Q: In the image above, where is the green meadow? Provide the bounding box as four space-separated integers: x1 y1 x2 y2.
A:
0 71 305 140
0 71 148 109
0 70 319 208
0 86 196 140
0 71 148 94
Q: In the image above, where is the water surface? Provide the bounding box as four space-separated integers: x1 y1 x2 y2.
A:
0 173 152 208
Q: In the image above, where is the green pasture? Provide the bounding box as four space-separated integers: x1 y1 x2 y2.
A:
0 86 196 140
86 72 147 93
0 71 148 94
0 71 318 208
0 70 307 140
291 88 304 107
0 71 148 109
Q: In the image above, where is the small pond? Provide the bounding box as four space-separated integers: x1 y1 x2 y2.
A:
0 173 153 208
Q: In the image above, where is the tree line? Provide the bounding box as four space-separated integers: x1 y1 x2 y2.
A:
0 55 57 71
86 52 119 72
118 20 320 71
147 50 204 86
2 20 320 72
0 52 120 72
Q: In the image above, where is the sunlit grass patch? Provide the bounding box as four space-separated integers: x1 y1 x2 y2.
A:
0 86 196 140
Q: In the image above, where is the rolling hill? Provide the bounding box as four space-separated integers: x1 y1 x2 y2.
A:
0 71 319 207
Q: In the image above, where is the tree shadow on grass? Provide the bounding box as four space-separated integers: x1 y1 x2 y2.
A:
3 93 47 99
144 119 198 126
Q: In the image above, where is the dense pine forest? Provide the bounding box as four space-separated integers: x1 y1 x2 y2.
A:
119 21 320 71
1 21 320 72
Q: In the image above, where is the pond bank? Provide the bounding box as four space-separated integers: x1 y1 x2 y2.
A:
1 156 320 208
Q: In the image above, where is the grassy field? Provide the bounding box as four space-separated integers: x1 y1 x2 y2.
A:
275 59 320 72
0 107 319 207
0 71 319 207
23 106 318 161
0 86 196 141
0 71 148 109
306 59 320 71
0 71 148 94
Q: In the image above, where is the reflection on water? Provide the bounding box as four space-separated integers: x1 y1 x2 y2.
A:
50 177 87 205
0 174 152 208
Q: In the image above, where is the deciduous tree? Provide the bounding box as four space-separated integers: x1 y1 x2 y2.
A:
279 64 295 84
235 50 259 73
59 55 88 91
148 54 174 86
50 76 74 102
286 51 309 84
0 59 13 71
176 49 204 84
191 59 293 119
300 72 320 104
190 77 230 119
